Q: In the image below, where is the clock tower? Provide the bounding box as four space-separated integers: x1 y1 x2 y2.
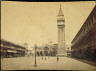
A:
57 5 66 56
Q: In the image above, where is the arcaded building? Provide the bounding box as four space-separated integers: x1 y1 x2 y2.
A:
71 5 96 60
1 39 26 58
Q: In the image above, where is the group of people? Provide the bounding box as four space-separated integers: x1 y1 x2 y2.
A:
41 56 59 62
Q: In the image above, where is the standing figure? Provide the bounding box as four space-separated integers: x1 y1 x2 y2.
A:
57 57 59 62
42 56 43 60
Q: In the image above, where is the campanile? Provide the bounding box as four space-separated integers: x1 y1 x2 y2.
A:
57 5 66 55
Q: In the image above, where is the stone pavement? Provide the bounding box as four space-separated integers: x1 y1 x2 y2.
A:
1 56 96 71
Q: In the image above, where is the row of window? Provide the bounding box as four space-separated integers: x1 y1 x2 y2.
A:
72 14 96 46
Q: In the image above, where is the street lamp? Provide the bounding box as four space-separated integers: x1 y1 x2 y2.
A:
34 44 37 67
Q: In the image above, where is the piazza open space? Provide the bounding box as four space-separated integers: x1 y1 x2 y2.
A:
1 56 96 70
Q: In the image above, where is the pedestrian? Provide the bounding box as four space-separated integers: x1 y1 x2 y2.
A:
42 56 43 60
57 57 59 62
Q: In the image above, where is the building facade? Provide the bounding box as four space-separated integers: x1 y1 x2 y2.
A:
35 44 58 56
1 39 26 58
57 5 66 56
71 5 96 60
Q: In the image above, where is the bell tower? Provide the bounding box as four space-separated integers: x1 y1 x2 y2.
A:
57 5 66 56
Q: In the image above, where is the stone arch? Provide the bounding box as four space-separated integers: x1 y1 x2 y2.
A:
40 51 43 56
37 51 40 56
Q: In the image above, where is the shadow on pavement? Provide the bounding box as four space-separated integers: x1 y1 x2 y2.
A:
70 57 96 67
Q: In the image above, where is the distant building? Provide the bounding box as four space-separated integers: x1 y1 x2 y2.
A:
52 44 58 56
27 50 33 56
36 46 44 56
66 46 71 57
33 44 58 56
22 43 28 56
71 5 96 60
1 39 26 58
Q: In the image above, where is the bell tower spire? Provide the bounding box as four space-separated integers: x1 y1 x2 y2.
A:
58 4 64 16
57 4 65 24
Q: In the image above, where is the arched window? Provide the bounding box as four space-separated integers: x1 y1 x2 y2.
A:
85 22 88 33
87 21 90 30
93 15 96 24
90 18 93 27
83 24 86 34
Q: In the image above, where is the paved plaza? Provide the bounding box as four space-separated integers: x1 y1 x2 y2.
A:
1 56 96 70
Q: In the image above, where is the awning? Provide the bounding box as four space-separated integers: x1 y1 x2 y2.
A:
7 50 17 53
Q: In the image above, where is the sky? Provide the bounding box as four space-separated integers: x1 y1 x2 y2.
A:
1 1 96 50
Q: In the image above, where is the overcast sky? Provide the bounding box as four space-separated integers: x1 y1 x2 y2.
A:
1 1 95 50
